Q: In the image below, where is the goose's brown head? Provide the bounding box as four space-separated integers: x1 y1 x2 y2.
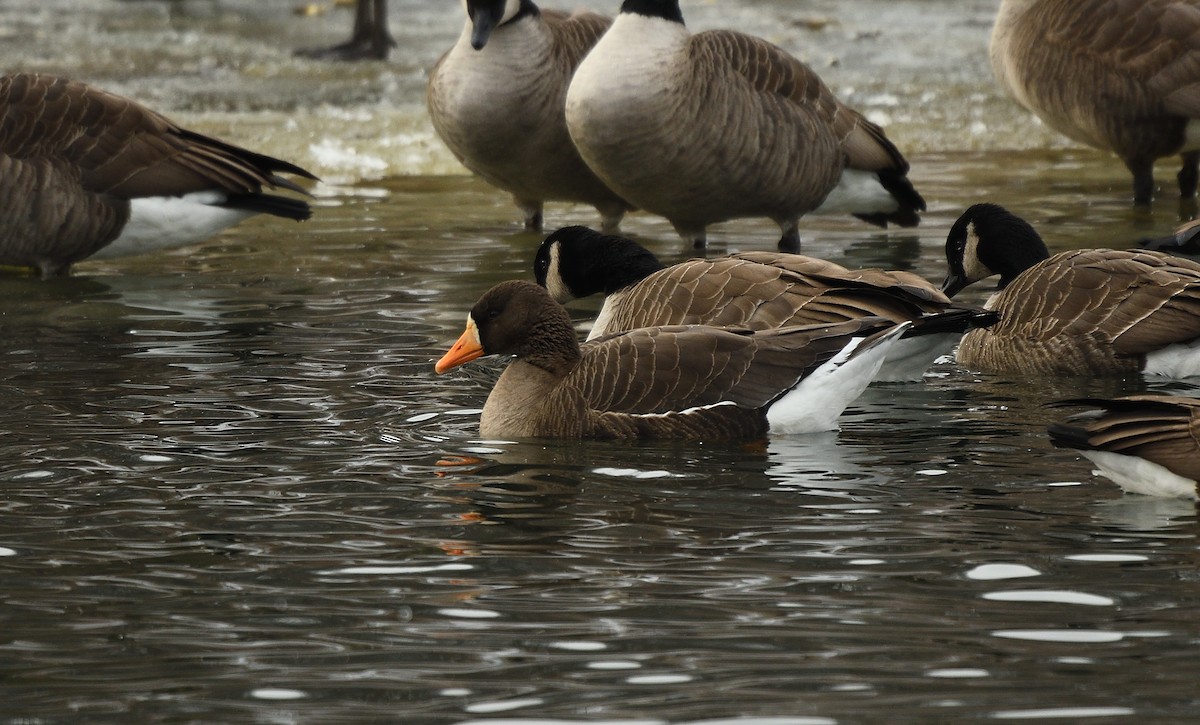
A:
436 280 579 374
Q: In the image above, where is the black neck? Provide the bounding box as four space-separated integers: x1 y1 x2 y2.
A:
548 227 666 297
620 0 685 24
982 211 1051 290
511 0 539 24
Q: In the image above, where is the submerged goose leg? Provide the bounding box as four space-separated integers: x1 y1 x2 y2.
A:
1126 156 1156 204
776 220 801 253
596 201 627 234
515 198 544 232
1178 151 1200 199
671 220 707 250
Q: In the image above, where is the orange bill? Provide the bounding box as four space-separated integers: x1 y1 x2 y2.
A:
435 317 484 373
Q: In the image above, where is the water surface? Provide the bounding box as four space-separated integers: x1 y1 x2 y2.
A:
2 1 1199 723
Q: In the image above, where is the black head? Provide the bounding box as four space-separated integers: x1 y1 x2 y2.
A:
465 0 538 50
534 226 664 301
942 203 1050 296
620 0 685 24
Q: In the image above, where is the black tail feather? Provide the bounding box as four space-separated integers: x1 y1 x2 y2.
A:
901 307 999 337
1047 422 1096 452
1139 227 1200 255
222 192 312 221
852 169 926 228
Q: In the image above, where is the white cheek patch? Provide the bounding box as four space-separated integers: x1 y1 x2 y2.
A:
544 243 573 302
960 222 995 284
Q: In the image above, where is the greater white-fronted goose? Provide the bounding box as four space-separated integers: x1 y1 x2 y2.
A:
533 226 994 381
563 0 924 251
1048 395 1200 499
990 0 1200 203
941 203 1200 377
296 0 395 61
433 280 912 439
0 73 317 278
426 0 632 233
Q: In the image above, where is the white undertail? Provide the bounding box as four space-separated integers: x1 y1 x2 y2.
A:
96 193 255 259
1080 450 1197 500
767 322 909 434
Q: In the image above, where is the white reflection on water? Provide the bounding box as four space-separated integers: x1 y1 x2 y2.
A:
626 673 695 685
992 630 1124 643
966 563 1042 580
1065 554 1149 563
437 608 502 619
991 706 1136 720
249 688 307 700
927 668 990 678
982 590 1114 606
593 467 685 480
323 563 473 576
463 697 546 714
548 640 607 652
586 661 642 671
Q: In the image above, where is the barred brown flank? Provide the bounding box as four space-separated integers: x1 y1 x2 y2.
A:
535 226 990 381
565 2 923 251
1048 395 1200 492
537 226 959 338
943 204 1200 376
0 73 316 277
990 0 1200 203
435 280 905 440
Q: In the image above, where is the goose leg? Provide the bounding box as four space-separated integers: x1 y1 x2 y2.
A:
671 220 707 250
1178 151 1200 199
595 202 627 233
295 0 394 61
777 220 801 253
369 0 396 59
1125 156 1155 204
515 198 544 232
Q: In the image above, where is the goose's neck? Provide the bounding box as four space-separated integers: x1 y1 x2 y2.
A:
481 359 560 438
596 245 665 295
456 0 543 52
993 236 1050 290
505 0 540 27
619 0 685 24
519 315 583 378
994 0 1037 24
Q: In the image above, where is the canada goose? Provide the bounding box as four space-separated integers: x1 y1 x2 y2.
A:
941 203 1200 377
1140 217 1200 255
0 73 317 278
296 0 395 61
989 0 1200 203
563 0 924 251
426 0 632 233
1048 395 1200 499
434 280 912 439
533 226 995 381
